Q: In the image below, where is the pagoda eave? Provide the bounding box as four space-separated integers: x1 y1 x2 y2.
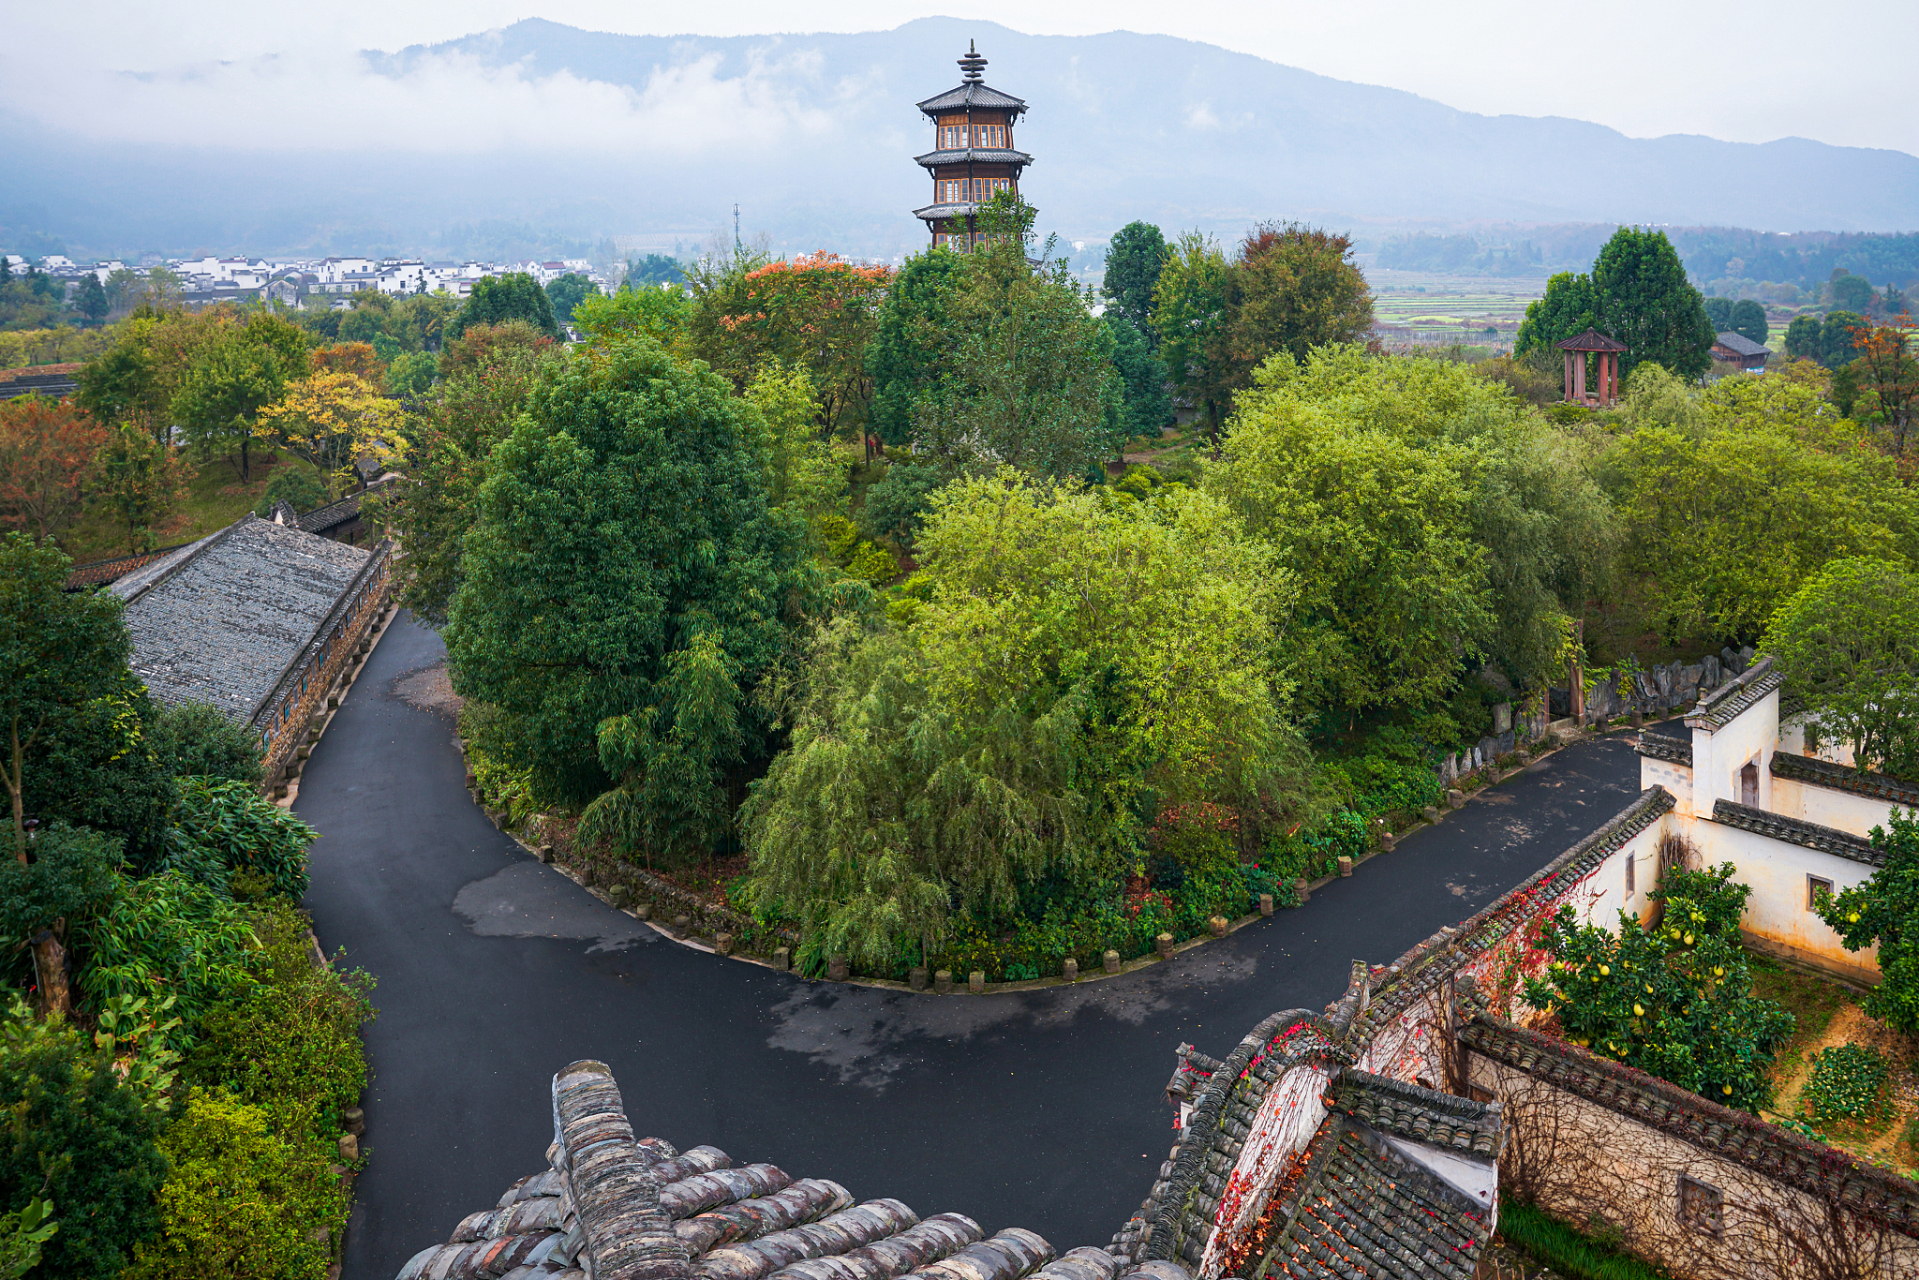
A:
914 148 1033 170
913 202 985 222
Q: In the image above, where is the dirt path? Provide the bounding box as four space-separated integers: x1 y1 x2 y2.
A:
1769 999 1911 1163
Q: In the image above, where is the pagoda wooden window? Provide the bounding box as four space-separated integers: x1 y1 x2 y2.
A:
939 125 966 149
972 124 1006 148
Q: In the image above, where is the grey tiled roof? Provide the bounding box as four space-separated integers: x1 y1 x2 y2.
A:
1685 660 1778 731
914 203 985 221
1771 751 1919 808
1710 800 1880 865
1713 331 1771 357
1459 1015 1919 1234
1634 734 1692 766
400 1060 1131 1280
914 149 1034 169
916 84 1027 115
297 477 393 535
117 515 372 724
1324 1071 1500 1158
1257 1114 1489 1280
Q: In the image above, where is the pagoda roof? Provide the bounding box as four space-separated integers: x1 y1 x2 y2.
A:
917 82 1027 117
915 147 1034 170
913 201 984 222
1554 327 1629 352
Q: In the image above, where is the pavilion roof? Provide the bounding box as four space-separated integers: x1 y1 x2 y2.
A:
1554 328 1628 353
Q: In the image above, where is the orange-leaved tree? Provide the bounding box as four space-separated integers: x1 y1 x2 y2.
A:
0 395 109 542
1847 312 1919 460
687 250 893 439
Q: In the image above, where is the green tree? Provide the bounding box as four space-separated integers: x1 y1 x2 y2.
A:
169 314 308 482
744 363 844 523
1821 311 1867 368
857 462 944 549
1818 811 1919 1034
373 322 559 627
164 777 317 899
1592 227 1716 380
1514 271 1598 356
544 273 601 327
1729 298 1769 347
1614 403 1918 640
1833 273 1875 313
1523 864 1794 1113
571 286 692 351
72 275 108 327
865 249 963 446
623 255 685 288
912 233 1124 478
444 333 817 853
1101 220 1168 336
1783 315 1823 362
743 474 1304 965
1764 558 1919 779
1207 347 1614 716
0 1009 166 1280
94 424 191 552
1152 232 1236 443
446 273 560 342
1224 223 1374 379
1105 314 1173 442
1703 297 1733 329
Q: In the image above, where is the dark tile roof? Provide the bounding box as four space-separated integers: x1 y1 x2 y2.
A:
914 149 1034 169
1459 1015 1919 1235
916 84 1027 116
400 1060 1134 1280
1552 328 1628 353
116 515 373 725
1710 800 1880 865
1713 331 1771 357
297 477 393 535
914 202 985 221
1685 660 1778 731
1771 751 1919 808
62 541 196 590
1635 734 1692 766
1324 1071 1500 1158
1257 1116 1489 1280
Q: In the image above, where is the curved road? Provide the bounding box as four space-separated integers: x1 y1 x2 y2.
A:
300 616 1643 1278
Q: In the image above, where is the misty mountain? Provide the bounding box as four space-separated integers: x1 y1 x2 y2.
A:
3 17 1915 262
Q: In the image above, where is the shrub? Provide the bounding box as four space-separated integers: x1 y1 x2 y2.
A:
858 461 943 547
145 701 264 785
252 467 329 518
1818 811 1919 1034
79 871 261 1052
164 776 316 898
0 1006 165 1280
186 901 373 1142
1800 1044 1890 1125
123 1090 344 1280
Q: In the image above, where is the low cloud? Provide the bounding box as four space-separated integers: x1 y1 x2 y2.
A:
0 41 842 155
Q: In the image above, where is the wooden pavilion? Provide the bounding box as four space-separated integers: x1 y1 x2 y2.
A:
1550 330 1627 404
1554 328 1629 406
911 43 1032 248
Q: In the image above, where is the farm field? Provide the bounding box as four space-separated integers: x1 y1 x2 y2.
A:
1366 269 1550 349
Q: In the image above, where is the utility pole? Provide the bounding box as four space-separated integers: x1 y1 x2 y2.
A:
733 204 741 255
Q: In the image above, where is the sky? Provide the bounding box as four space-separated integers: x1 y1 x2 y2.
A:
4 0 1915 159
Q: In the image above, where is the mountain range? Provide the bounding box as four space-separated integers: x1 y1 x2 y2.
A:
3 17 1915 262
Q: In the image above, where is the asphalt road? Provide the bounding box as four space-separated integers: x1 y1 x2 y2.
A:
299 615 1645 1279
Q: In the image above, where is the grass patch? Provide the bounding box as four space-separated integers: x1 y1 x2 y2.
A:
1751 953 1848 1069
60 448 327 563
1496 1201 1676 1280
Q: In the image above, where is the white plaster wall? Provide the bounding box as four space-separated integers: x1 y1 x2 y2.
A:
1639 758 1696 817
1769 774 1897 839
1691 687 1779 816
1777 714 1856 766
1689 817 1880 984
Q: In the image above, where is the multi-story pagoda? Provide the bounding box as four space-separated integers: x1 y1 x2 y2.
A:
912 42 1031 248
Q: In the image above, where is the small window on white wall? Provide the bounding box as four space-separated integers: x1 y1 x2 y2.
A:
1626 856 1635 896
1809 876 1833 910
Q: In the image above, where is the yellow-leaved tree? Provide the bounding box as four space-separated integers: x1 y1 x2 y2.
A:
255 372 405 494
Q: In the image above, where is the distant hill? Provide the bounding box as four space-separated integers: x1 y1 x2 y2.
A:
2 17 1915 260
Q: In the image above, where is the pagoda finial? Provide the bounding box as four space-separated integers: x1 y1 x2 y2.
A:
958 41 987 82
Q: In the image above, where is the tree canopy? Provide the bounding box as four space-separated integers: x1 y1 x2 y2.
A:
446 274 560 342
1517 229 1715 379
1100 221 1168 336
443 333 818 861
